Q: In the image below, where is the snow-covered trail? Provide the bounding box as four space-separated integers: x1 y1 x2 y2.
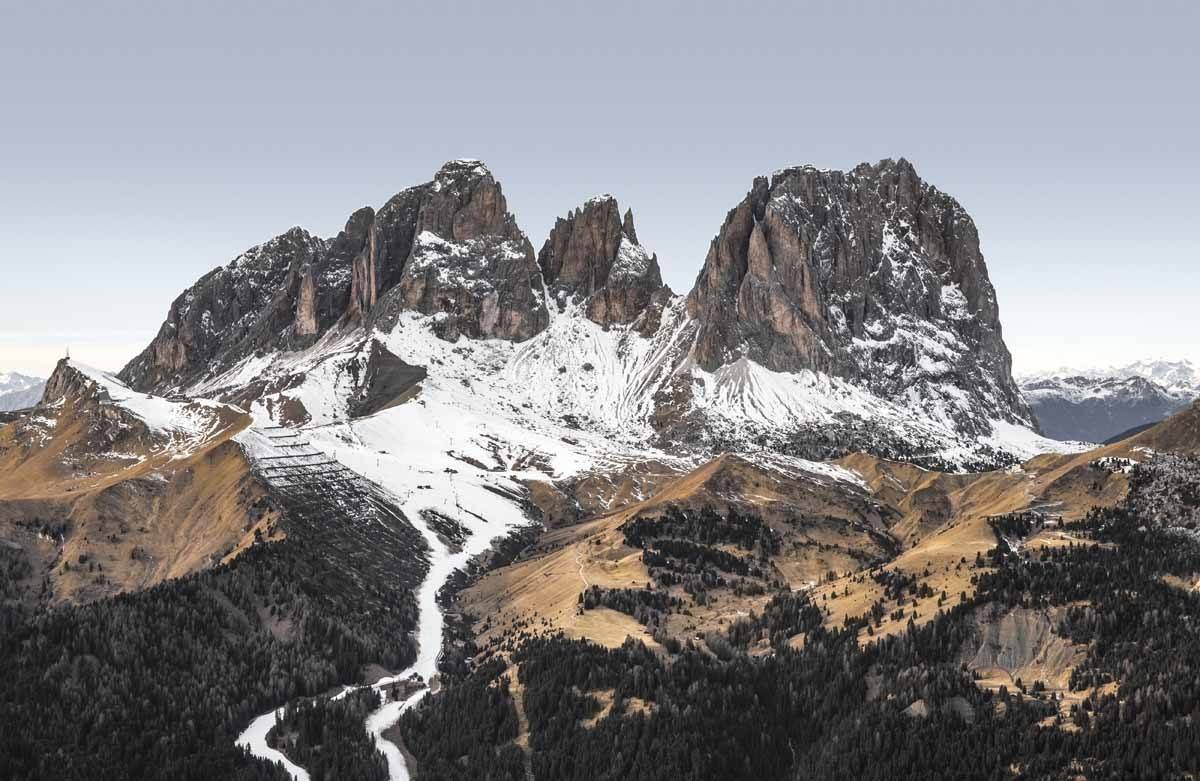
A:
357 495 453 781
236 708 311 780
305 412 532 781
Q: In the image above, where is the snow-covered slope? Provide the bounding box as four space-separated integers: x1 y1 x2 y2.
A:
30 358 249 464
195 298 1078 482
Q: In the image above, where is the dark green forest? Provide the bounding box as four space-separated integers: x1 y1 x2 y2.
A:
396 455 1200 780
4 455 1200 779
0 485 426 780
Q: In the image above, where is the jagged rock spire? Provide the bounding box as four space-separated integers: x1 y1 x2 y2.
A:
538 195 668 328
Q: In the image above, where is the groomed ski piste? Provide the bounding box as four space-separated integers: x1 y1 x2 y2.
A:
216 311 898 778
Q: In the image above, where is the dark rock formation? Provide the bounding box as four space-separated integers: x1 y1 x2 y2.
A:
121 160 547 392
389 161 546 342
348 341 427 419
120 228 332 391
686 158 1031 432
538 195 668 329
118 156 1032 451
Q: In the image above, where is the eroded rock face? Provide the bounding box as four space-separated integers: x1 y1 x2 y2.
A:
388 161 546 341
119 157 1030 448
121 160 548 392
120 228 333 391
686 158 1032 432
538 196 668 329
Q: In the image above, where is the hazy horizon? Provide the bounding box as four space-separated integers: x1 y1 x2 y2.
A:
3 0 1197 378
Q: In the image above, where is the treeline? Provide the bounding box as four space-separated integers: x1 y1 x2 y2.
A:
396 659 525 780
579 585 681 622
986 510 1047 541
755 413 1020 473
622 507 780 554
620 507 781 608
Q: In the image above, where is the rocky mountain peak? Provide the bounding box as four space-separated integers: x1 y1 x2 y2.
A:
122 160 551 392
42 358 100 407
0 371 46 412
417 159 523 243
686 158 1030 435
622 207 638 244
538 195 668 329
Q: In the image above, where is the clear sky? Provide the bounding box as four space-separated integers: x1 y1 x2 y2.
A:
1 0 1196 377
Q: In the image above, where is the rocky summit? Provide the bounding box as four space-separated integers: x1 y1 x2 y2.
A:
687 159 1030 437
120 160 548 392
538 195 670 331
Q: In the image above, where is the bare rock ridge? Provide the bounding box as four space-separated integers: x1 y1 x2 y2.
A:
538 195 670 329
120 160 548 391
386 159 547 342
686 159 1032 433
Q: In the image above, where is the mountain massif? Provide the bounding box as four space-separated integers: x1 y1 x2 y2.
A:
6 159 1200 781
0 371 45 412
119 158 1053 470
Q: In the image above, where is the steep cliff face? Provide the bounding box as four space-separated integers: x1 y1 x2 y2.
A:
367 160 547 341
121 160 547 392
120 228 333 392
537 195 669 330
686 159 1031 434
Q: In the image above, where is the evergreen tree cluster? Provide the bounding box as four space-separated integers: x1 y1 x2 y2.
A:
0 481 426 780
268 687 388 781
393 454 1200 780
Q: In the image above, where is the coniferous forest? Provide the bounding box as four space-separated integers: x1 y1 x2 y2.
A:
0 488 426 780
4 455 1200 779
395 455 1200 780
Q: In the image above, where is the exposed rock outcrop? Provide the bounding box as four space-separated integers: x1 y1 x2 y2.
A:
121 160 548 392
120 228 331 391
686 158 1032 434
538 195 669 330
389 161 546 342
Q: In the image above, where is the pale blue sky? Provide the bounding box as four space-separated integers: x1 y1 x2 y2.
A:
1 0 1196 377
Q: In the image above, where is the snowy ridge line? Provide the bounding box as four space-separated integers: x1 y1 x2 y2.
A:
51 359 247 461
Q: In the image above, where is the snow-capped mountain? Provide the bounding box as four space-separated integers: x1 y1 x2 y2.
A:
119 158 1074 470
0 371 45 411
1020 360 1200 443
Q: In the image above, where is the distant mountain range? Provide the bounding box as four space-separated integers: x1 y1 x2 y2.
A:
0 371 45 411
1019 359 1199 442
